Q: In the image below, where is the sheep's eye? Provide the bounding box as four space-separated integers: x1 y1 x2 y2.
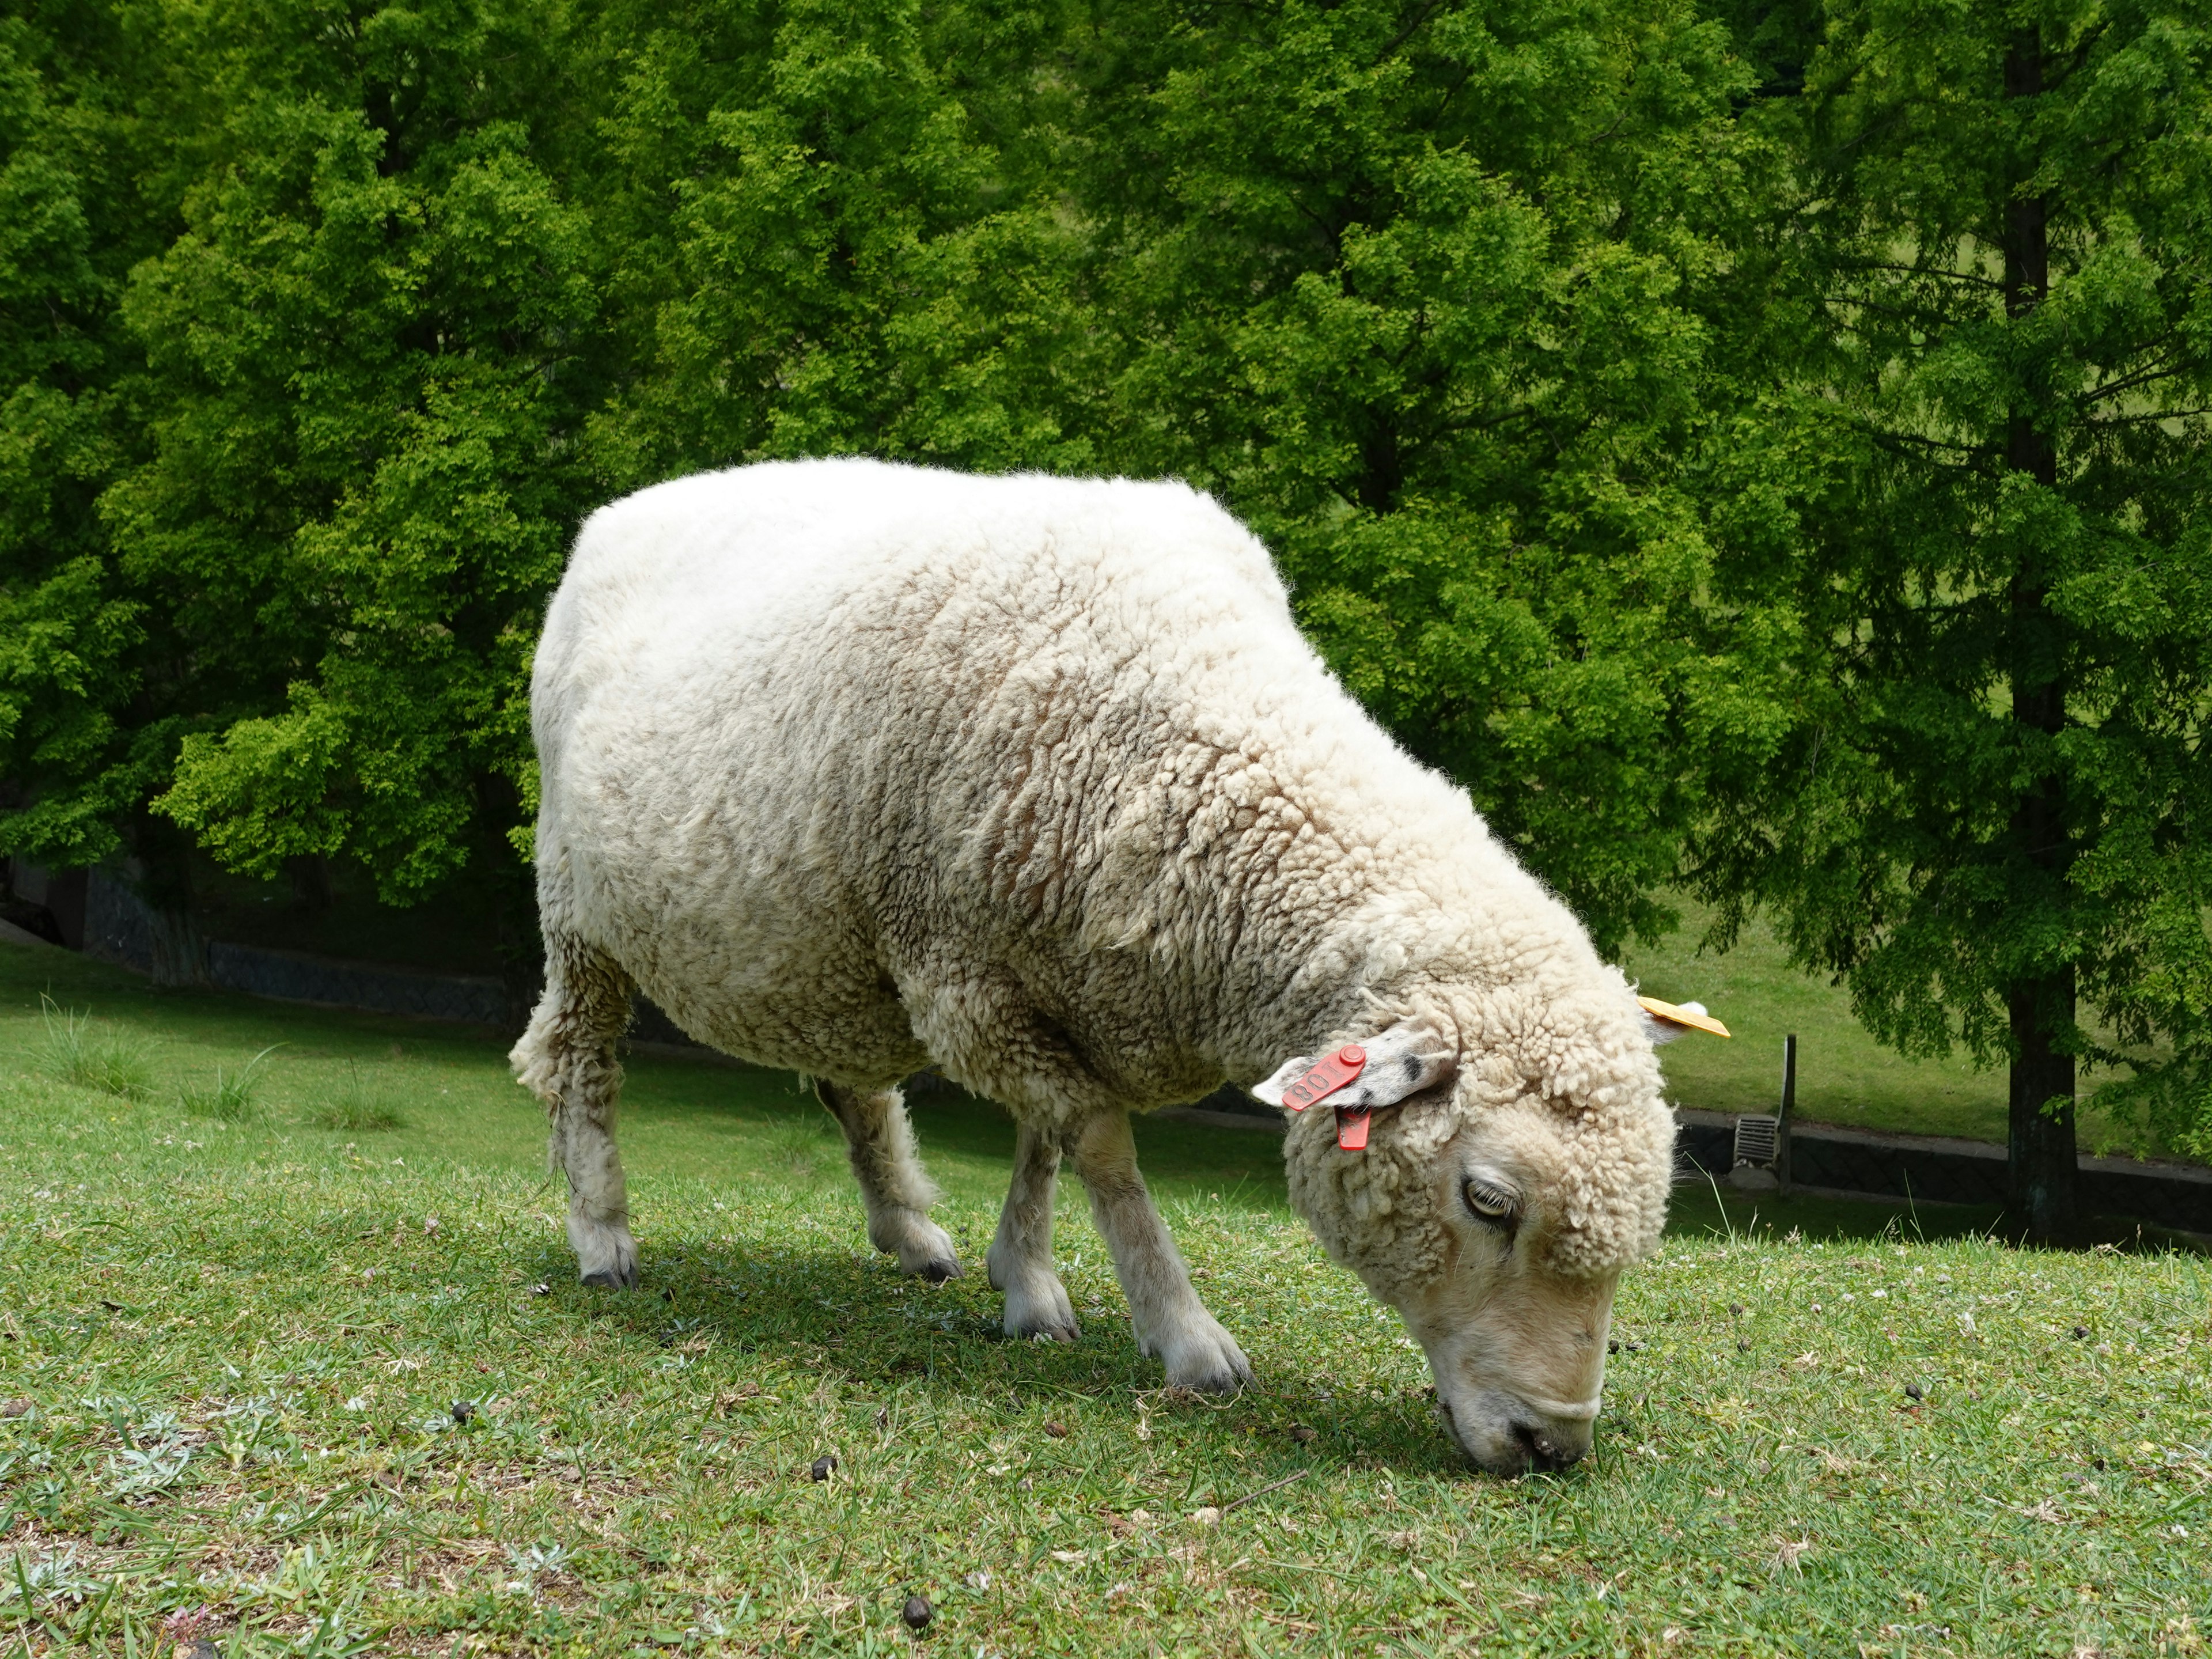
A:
1462 1179 1517 1224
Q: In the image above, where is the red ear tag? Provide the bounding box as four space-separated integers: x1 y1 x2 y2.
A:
1335 1107 1372 1152
1281 1045 1366 1112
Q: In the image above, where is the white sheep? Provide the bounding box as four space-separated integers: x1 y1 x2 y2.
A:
512 459 1679 1474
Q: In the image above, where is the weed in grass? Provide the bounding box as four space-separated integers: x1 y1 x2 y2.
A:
176 1043 281 1122
32 994 154 1100
305 1062 407 1132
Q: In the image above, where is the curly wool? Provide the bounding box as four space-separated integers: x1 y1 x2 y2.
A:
528 458 1672 1275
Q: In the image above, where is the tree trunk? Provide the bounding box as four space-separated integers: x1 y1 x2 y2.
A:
2007 971 2076 1238
2001 27 2077 1240
146 904 210 988
286 852 332 914
129 810 209 989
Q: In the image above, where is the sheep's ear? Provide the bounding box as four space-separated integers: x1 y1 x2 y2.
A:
1249 1055 1317 1108
1250 1021 1456 1109
1636 995 1729 1044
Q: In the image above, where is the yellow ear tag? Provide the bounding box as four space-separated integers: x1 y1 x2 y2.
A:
1637 996 1732 1038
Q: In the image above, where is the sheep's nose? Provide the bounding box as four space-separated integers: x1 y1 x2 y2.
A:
1512 1418 1588 1473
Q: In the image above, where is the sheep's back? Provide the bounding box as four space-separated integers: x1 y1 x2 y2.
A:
529 459 1343 1075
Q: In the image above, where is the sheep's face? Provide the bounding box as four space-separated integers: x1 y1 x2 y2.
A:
1279 1038 1674 1477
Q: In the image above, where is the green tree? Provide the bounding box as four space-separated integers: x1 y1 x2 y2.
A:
147 0 1098 1008
0 2 162 917
1067 0 1802 955
581 0 1094 491
1700 0 2212 1232
8 0 1104 1004
96 0 604 1002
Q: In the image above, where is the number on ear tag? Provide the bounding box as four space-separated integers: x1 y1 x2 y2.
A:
1280 1045 1367 1112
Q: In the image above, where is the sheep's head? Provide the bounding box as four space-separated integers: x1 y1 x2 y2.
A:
1259 1007 1675 1476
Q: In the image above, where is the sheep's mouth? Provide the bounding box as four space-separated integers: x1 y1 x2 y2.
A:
1508 1419 1583 1474
1435 1389 1590 1478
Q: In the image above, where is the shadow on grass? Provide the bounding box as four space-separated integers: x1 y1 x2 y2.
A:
616 1062 1296 1212
517 1225 1476 1480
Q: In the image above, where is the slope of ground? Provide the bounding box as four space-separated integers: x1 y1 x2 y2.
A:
1 938 2207 1656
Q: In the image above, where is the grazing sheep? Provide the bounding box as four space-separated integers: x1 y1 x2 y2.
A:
512 459 1678 1475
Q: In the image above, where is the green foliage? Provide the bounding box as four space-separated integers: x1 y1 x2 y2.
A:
581 0 1095 486
2 0 2206 1167
0 4 157 871
116 0 603 912
1698 0 2212 1164
1071 0 1802 952
7 0 1793 964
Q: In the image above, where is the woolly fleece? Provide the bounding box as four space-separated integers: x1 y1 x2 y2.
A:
521 458 1675 1279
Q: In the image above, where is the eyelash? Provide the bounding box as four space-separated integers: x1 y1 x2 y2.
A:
1463 1180 1517 1225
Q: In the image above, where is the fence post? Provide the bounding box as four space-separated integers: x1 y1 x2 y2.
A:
1777 1033 1797 1197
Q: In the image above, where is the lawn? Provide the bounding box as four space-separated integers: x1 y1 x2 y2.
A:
1 936 2207 1657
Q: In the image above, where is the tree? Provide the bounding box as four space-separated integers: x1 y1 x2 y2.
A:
6 0 1105 1006
579 0 1096 490
122 0 1101 1009
1700 0 2212 1233
1066 0 1802 956
0 1 167 945
90 0 606 1003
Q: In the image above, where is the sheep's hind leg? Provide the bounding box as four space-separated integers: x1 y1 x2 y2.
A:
819 1081 962 1282
987 1123 1079 1342
1071 1111 1251 1393
511 938 638 1289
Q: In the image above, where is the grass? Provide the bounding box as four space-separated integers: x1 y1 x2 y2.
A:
1620 898 2183 1163
32 996 154 1104
305 1063 410 1134
179 1047 283 1125
2 936 2209 1657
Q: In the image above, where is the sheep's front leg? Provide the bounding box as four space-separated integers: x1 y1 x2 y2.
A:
1070 1111 1251 1393
511 937 638 1289
819 1081 961 1281
987 1123 1079 1342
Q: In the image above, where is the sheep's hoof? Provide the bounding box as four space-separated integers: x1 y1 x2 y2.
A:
881 1215 963 1282
567 1210 638 1290
1154 1314 1253 1395
1001 1275 1081 1344
1179 1365 1249 1396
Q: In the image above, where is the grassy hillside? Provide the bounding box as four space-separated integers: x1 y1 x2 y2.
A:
1 936 2208 1656
1621 899 2178 1162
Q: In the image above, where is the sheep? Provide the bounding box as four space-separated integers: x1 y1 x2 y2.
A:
511 458 1679 1475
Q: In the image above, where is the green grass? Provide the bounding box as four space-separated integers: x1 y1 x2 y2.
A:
1621 899 2183 1163
303 1063 411 1135
2 937 2209 1657
31 997 154 1104
178 1047 282 1125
